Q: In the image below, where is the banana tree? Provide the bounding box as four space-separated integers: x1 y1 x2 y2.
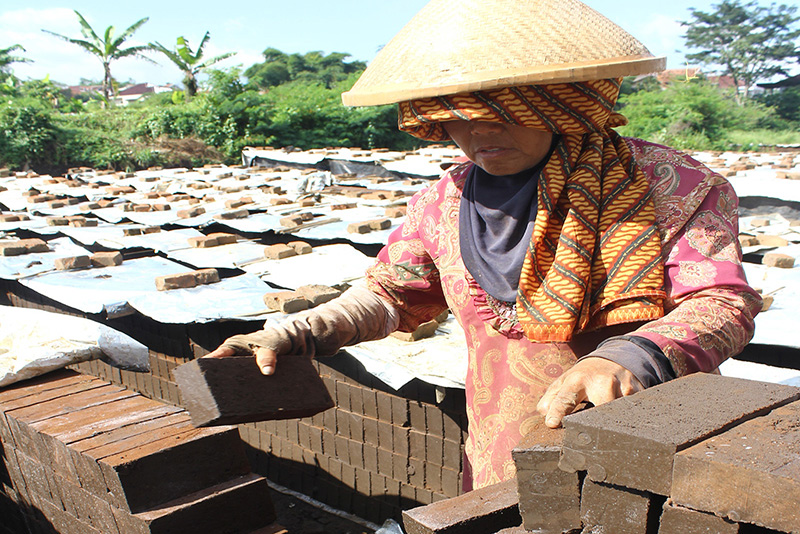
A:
43 11 155 104
150 32 236 98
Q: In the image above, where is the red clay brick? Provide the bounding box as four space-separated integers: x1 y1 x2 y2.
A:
560 374 800 495
263 290 309 313
188 235 220 248
288 240 312 255
295 284 341 307
207 232 238 245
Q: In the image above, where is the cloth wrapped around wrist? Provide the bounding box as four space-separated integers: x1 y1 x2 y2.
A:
219 286 400 358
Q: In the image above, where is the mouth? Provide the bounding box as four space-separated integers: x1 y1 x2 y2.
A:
475 146 510 157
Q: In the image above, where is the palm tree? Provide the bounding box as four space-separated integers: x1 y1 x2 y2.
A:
0 44 31 84
42 11 154 104
150 32 236 98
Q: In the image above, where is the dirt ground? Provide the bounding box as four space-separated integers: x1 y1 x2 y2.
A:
269 487 377 534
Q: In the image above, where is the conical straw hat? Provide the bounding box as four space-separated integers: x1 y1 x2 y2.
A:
342 0 665 106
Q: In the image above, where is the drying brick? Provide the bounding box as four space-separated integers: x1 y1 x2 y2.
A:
511 416 581 533
188 236 220 248
91 251 123 267
559 374 800 495
111 473 276 534
207 232 238 245
385 206 407 218
391 320 439 342
581 479 655 534
402 478 520 534
295 284 341 307
288 240 312 255
54 255 92 270
173 355 334 427
658 502 740 534
671 399 800 533
218 208 249 219
264 243 297 260
263 290 309 313
763 252 795 268
177 206 205 219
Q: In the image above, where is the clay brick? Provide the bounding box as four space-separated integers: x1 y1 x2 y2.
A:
560 374 800 495
511 416 581 533
658 502 740 534
763 252 795 268
112 473 275 534
385 206 407 218
155 269 218 291
295 284 341 307
288 240 312 255
188 235 219 248
368 217 391 230
0 242 27 256
123 227 142 236
264 243 297 260
331 203 357 210
177 206 205 219
755 234 788 247
581 479 655 534
270 197 291 206
671 399 800 533
263 291 309 313
92 423 250 513
225 199 247 209
347 221 372 234
90 251 123 267
54 255 91 270
69 217 98 227
46 216 70 226
279 215 303 227
750 218 771 227
391 320 439 342
143 226 161 234
737 235 759 247
760 294 774 311
152 203 171 211
402 478 520 534
207 232 238 245
218 208 249 219
173 355 334 427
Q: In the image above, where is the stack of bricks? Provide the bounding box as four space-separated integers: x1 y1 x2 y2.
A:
235 355 469 525
0 370 279 534
401 373 800 534
1 280 471 524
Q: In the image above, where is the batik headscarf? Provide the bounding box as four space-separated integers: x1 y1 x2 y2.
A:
398 79 666 342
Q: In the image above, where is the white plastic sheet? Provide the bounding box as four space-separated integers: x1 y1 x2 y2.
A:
0 306 149 387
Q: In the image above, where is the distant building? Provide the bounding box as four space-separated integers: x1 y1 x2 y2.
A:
114 83 178 105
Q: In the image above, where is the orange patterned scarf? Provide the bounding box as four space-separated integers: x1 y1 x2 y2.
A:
399 79 665 342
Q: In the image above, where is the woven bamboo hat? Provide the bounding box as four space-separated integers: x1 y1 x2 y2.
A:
342 0 665 107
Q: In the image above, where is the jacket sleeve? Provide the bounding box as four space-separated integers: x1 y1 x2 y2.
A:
628 164 762 376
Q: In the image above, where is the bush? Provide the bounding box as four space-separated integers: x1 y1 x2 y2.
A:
616 79 776 150
0 103 59 170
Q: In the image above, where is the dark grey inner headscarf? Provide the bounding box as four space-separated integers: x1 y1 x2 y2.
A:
459 163 542 302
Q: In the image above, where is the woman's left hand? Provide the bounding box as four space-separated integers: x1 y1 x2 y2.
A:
536 357 643 428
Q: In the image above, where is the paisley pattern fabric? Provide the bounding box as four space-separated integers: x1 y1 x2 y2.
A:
365 139 761 489
399 79 665 342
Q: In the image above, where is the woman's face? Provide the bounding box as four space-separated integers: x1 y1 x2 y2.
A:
444 120 554 176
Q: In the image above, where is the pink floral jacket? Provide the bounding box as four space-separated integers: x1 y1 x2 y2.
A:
365 139 762 488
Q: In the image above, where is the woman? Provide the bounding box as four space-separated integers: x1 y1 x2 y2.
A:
209 0 761 489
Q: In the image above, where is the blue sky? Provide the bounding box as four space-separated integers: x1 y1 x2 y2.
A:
0 1 785 87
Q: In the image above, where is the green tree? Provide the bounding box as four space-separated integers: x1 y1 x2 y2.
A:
245 48 366 90
150 32 236 98
43 11 154 104
0 44 31 75
682 0 800 102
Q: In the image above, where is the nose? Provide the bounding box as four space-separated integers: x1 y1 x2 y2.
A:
469 121 503 135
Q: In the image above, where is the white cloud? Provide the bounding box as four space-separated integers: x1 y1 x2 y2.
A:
640 14 690 70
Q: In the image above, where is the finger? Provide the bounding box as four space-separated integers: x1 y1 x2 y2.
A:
255 347 279 375
545 389 583 429
204 346 237 359
536 376 565 417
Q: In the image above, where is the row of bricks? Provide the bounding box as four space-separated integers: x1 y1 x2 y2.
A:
0 371 251 513
239 418 462 497
243 441 449 525
3 441 276 534
71 359 182 407
518 373 800 534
